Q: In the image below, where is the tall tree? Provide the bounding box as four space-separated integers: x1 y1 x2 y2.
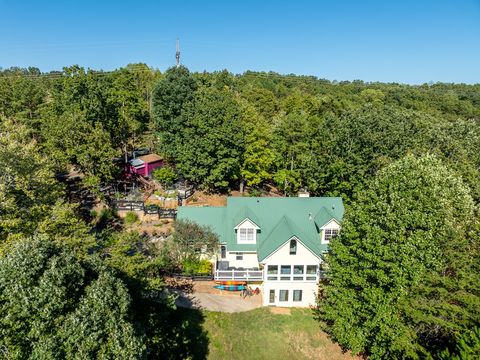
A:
0 118 61 248
152 66 196 159
239 101 275 189
317 154 479 359
177 86 245 190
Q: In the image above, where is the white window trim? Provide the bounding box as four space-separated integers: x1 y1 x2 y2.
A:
321 228 340 244
236 219 258 244
234 218 260 230
320 219 341 244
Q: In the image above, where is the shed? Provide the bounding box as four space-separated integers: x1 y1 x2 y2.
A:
126 153 164 177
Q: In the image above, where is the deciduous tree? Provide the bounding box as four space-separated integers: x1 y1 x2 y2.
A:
317 154 479 359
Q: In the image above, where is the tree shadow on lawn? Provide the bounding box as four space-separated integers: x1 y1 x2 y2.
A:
143 300 209 360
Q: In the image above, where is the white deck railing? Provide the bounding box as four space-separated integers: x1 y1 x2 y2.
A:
215 269 264 281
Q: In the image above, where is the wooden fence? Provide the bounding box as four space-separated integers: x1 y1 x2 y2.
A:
171 273 214 281
144 205 177 219
177 186 195 206
114 200 145 211
111 199 177 219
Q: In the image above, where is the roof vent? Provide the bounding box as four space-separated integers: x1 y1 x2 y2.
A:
309 212 313 221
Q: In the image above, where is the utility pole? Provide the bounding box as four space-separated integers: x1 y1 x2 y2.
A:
176 38 180 67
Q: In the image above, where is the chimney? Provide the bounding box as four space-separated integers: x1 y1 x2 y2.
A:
298 189 310 198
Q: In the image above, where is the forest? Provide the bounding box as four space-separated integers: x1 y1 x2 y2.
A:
0 64 479 359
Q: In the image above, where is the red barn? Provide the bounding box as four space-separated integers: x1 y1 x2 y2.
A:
127 153 164 178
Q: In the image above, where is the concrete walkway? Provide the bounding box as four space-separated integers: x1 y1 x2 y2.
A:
175 281 263 313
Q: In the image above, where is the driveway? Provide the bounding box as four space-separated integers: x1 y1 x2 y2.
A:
175 281 263 313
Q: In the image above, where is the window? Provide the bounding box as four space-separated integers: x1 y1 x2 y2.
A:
247 228 254 241
269 290 275 303
293 265 304 280
279 290 289 302
239 228 247 242
220 246 226 259
293 290 303 302
306 265 317 280
324 228 339 243
293 265 304 274
280 265 291 280
235 253 243 260
267 265 278 280
289 239 297 255
238 227 255 243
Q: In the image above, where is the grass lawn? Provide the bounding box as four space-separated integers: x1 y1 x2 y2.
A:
202 307 355 360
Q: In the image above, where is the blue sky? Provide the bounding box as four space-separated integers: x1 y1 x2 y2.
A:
1 0 479 84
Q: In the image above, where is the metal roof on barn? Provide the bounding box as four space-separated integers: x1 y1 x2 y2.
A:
129 158 145 167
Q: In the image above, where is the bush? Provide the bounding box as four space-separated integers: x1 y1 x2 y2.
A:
153 166 177 187
182 259 212 275
124 211 139 225
99 208 115 222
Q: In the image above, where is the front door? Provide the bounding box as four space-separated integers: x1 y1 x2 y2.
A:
269 289 275 303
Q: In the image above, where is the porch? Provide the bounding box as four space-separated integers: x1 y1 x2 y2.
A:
214 268 264 281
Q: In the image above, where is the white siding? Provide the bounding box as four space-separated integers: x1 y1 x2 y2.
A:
320 219 341 244
263 282 318 307
263 237 319 265
235 219 259 244
261 239 320 307
224 251 259 268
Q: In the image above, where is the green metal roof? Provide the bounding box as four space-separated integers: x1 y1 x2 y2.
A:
177 197 344 261
232 206 261 228
314 206 341 229
257 215 319 261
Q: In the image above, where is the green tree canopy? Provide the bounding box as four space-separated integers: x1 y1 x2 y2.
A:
177 86 245 190
317 154 479 359
161 219 220 268
0 236 144 359
152 66 197 159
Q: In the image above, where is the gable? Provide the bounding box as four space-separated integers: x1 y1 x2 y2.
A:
320 219 340 229
262 236 320 263
314 206 341 229
177 196 344 255
257 215 319 261
234 218 260 230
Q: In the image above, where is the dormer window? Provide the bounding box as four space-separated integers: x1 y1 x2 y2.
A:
235 218 259 244
289 239 297 255
239 228 255 242
320 219 341 244
323 229 339 243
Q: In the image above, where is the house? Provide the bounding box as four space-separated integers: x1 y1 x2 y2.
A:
126 153 164 178
177 196 344 307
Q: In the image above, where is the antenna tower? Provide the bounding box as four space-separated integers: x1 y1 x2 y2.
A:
176 38 180 67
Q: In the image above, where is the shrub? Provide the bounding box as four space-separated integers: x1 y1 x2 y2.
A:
153 166 177 187
124 211 139 225
182 259 212 275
